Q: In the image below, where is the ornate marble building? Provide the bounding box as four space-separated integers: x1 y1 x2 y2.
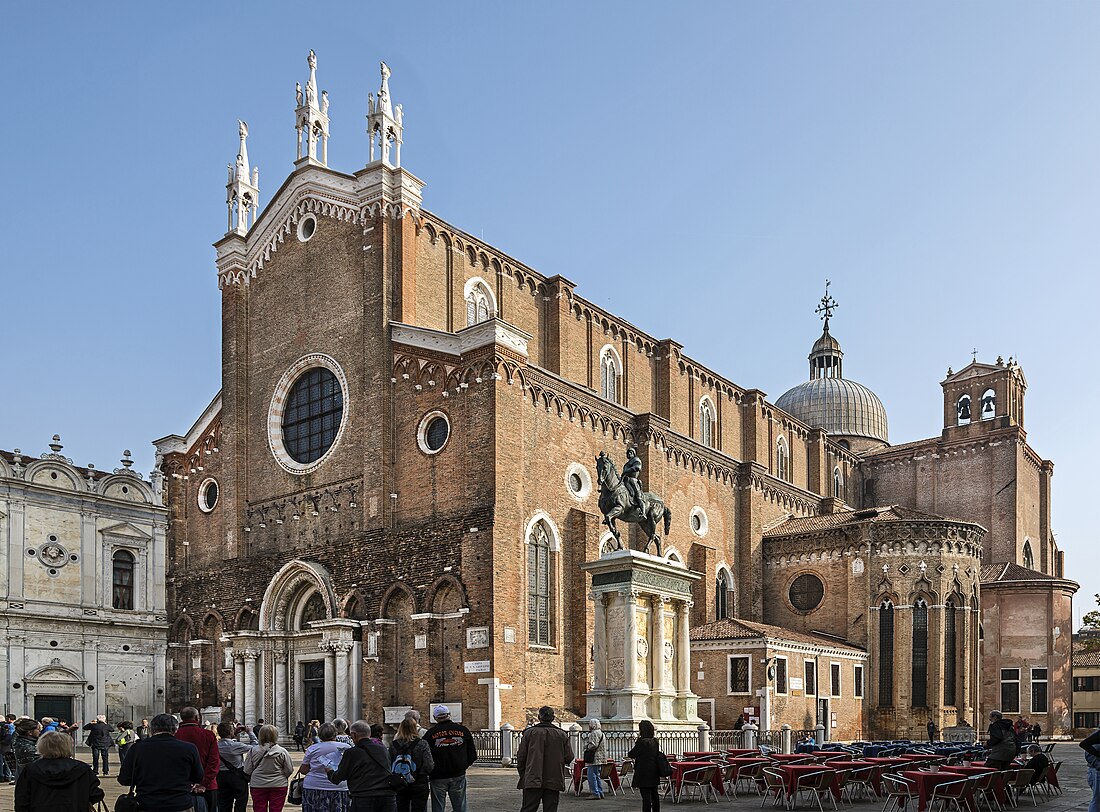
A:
156 52 1075 739
0 438 168 724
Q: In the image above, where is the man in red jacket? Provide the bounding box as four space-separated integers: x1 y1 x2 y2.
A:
176 707 219 811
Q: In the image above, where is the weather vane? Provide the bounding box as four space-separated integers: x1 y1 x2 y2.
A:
815 280 839 329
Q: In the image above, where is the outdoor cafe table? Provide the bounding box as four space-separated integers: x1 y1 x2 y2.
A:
726 757 770 785
669 761 726 799
823 761 880 794
770 753 816 763
899 754 941 763
902 770 978 812
941 766 1008 806
777 765 842 805
571 759 621 795
864 757 910 770
683 751 722 760
726 748 761 757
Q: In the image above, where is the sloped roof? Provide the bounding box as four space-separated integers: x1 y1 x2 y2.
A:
763 505 955 538
1073 641 1100 668
980 563 1055 583
690 617 864 654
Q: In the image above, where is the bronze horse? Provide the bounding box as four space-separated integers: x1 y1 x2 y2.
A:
595 451 672 555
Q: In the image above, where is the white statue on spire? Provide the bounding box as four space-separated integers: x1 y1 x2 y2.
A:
296 82 303 106
366 60 404 167
295 49 330 166
321 90 329 115
226 120 259 235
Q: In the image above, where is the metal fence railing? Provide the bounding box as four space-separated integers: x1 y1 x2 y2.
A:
758 729 785 749
711 729 745 750
471 730 502 764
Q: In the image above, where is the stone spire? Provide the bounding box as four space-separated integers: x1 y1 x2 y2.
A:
226 120 260 236
295 49 330 166
366 61 404 167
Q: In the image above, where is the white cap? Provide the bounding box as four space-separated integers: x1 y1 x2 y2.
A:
432 705 451 719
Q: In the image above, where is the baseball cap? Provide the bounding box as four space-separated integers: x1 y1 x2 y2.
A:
432 705 451 719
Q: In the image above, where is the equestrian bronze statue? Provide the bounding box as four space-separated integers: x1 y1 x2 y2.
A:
595 450 672 555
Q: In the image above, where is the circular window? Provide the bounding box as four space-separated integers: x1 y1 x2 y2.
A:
50 472 57 480
48 535 57 542
198 479 219 513
121 486 129 494
789 573 825 612
268 355 350 475
49 641 58 648
122 645 131 652
417 411 450 454
298 215 317 242
564 463 592 500
689 506 709 538
12 683 20 690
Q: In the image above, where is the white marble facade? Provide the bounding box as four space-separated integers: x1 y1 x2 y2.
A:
0 438 168 724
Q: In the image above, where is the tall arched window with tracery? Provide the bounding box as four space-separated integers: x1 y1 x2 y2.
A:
878 600 894 707
600 347 621 404
1022 539 1035 570
912 597 929 707
465 279 495 327
944 597 958 706
527 520 554 646
775 437 789 482
715 568 732 620
700 398 715 448
833 467 843 499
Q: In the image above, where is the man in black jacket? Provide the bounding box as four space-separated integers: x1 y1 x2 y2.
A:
426 705 478 812
326 720 397 812
81 715 113 776
117 714 204 812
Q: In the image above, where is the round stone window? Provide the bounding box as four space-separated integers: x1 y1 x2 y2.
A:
789 573 825 612
297 214 317 242
268 354 350 475
564 463 592 500
689 506 709 538
417 411 450 455
198 478 219 513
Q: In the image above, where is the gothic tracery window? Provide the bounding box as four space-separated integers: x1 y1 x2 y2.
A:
715 569 732 620
776 437 789 482
299 591 328 629
944 598 958 706
700 398 715 448
912 598 929 708
465 280 494 326
112 550 135 610
600 347 621 404
1022 539 1035 570
527 521 554 646
833 467 843 499
878 600 894 707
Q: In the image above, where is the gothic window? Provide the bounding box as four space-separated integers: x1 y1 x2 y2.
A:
981 388 996 420
830 662 841 697
283 367 344 464
833 467 843 499
1022 539 1035 570
956 394 972 426
465 279 494 326
944 598 957 706
878 600 894 707
112 550 135 610
299 592 327 629
715 568 732 620
527 520 554 646
700 398 715 448
600 347 621 404
912 598 929 708
775 437 789 482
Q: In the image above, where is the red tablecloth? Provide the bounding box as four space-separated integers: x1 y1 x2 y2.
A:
725 757 769 784
670 761 725 797
683 751 722 759
572 759 621 794
778 765 841 802
726 748 761 757
899 754 941 762
902 770 977 812
770 753 816 763
941 767 1007 805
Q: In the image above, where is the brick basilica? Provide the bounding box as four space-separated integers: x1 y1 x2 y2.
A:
155 53 1076 740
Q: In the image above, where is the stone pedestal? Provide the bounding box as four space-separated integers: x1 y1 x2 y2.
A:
583 549 702 731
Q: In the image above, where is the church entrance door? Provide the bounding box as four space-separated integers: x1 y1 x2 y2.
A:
302 661 326 723
35 695 73 723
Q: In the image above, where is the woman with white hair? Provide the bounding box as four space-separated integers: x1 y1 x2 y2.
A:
14 731 103 812
584 718 607 799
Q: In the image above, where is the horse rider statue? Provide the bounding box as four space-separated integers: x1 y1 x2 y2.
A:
595 449 672 555
623 447 644 512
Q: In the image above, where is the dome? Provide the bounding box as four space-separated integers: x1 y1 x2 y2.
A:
812 331 843 356
776 376 889 443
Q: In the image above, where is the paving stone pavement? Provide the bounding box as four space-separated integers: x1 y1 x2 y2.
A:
0 743 1090 811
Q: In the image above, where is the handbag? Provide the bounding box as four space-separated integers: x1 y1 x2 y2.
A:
583 746 597 764
656 751 673 778
286 777 304 806
220 755 250 783
114 785 138 812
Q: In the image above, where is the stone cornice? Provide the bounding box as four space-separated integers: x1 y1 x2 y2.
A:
391 319 531 359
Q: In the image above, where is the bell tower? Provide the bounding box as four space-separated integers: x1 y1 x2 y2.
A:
225 120 259 236
941 355 1027 435
295 49 330 167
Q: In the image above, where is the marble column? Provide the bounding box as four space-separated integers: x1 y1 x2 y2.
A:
334 642 352 720
592 593 607 691
242 650 259 724
233 653 245 721
652 596 669 694
274 651 288 735
323 644 337 723
676 600 691 694
623 591 638 689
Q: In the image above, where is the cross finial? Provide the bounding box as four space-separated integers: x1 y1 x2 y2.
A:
815 279 839 329
972 348 978 363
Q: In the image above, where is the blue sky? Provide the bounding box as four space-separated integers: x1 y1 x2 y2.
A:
3 3 1098 621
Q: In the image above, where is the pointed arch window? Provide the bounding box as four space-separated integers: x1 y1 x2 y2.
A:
464 279 495 327
527 520 554 646
944 597 958 707
715 568 732 620
878 600 894 707
775 437 789 482
833 467 843 499
700 398 715 448
600 346 621 404
112 550 135 610
1022 539 1035 570
981 388 996 420
956 394 972 426
912 597 929 708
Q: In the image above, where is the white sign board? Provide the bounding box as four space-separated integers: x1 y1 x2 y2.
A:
383 706 414 724
790 677 804 691
464 660 491 674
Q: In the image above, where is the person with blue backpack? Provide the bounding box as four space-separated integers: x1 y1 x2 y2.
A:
388 717 434 812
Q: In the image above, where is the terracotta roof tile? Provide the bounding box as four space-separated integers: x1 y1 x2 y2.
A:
690 617 864 653
763 505 958 538
1073 640 1100 668
979 562 1055 583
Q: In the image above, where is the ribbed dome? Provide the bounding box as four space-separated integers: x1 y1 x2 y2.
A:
812 331 843 356
776 377 889 443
